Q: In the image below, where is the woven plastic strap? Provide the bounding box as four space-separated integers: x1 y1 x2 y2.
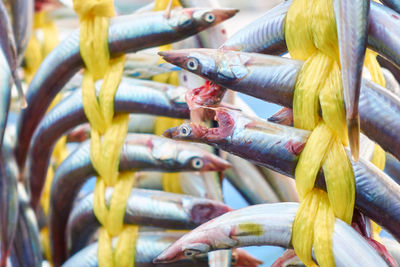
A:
286 0 356 265
73 0 138 265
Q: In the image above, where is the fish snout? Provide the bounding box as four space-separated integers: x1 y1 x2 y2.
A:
201 154 231 171
162 126 180 139
158 50 189 69
212 8 239 24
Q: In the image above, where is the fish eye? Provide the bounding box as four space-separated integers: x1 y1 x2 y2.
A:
183 249 198 257
186 58 199 71
191 158 204 169
179 125 191 137
231 255 238 265
204 12 215 23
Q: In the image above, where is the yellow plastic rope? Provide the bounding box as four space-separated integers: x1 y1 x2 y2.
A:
286 0 356 265
152 0 185 194
72 0 138 265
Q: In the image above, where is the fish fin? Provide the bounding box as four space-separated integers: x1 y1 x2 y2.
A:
347 116 360 161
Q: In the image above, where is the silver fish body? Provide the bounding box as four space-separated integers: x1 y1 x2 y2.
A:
66 188 231 255
27 78 190 209
334 0 370 161
381 0 400 14
49 134 230 265
224 154 280 205
0 50 11 149
164 108 400 242
14 7 238 170
10 0 33 63
385 153 400 184
154 203 387 267
159 49 400 161
62 231 208 267
0 136 19 266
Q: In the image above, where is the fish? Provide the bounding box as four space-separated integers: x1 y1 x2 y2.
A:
49 134 230 266
334 0 370 161
62 231 260 267
158 49 400 161
163 107 400 242
382 237 400 266
0 50 12 149
381 0 400 14
66 188 232 255
14 7 239 170
11 184 42 267
154 202 388 266
26 78 191 203
0 0 26 108
10 0 33 63
0 136 19 267
224 154 281 205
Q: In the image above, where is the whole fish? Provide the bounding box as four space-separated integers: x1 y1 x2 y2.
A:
14 7 239 170
334 0 370 161
66 188 232 255
0 0 26 108
49 134 230 266
158 49 400 161
10 0 33 62
62 231 260 267
381 0 400 14
0 50 12 149
0 137 19 267
154 203 387 266
11 184 42 267
224 154 280 204
163 107 400 241
26 78 190 206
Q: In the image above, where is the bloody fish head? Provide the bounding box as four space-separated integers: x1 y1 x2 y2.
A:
163 107 237 143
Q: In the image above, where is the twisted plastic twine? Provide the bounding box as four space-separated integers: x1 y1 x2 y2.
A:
72 0 138 265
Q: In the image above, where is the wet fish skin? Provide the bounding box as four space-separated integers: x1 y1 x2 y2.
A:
0 50 12 149
381 0 400 14
14 7 238 171
334 0 370 161
0 0 25 108
10 0 33 63
66 188 232 255
159 49 400 161
0 138 19 267
12 185 42 267
49 134 230 266
154 203 387 267
385 153 400 185
224 154 280 205
220 1 290 54
27 78 190 206
163 108 400 242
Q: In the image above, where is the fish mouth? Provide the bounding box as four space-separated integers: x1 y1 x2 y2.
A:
163 126 180 139
202 155 231 171
212 8 240 24
158 50 189 69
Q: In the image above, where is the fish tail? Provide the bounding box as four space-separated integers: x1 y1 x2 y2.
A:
347 115 360 161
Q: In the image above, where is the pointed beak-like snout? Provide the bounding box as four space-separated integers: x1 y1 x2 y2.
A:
212 8 239 24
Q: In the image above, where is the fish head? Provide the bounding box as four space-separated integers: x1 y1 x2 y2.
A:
182 197 232 225
163 107 238 143
159 49 251 84
167 8 238 32
175 144 231 171
232 249 263 267
154 234 211 264
151 138 230 171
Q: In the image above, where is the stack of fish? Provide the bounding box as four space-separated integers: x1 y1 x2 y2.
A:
0 0 399 266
